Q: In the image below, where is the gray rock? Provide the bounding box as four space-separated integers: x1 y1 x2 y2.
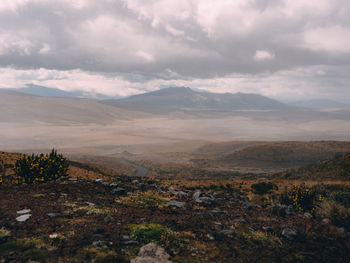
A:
47 213 59 218
242 201 253 209
221 229 235 236
111 187 126 195
17 209 31 214
193 191 202 200
176 191 188 198
109 183 118 188
16 214 31 222
94 178 103 183
262 226 274 233
304 212 313 219
167 200 186 209
131 243 173 263
281 227 297 241
68 178 77 181
210 209 226 216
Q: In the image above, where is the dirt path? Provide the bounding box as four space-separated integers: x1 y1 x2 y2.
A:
118 158 149 177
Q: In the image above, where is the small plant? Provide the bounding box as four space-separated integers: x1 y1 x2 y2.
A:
280 184 324 213
128 223 174 244
13 149 69 185
317 200 350 229
251 182 278 195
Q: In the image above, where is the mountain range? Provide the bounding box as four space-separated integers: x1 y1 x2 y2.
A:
1 86 350 125
102 86 289 112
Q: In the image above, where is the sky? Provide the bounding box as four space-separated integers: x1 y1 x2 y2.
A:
0 0 350 102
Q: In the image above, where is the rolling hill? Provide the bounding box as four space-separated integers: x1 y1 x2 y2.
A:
276 152 350 180
192 141 350 170
0 90 147 124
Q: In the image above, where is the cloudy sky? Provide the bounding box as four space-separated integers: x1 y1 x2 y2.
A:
0 0 350 102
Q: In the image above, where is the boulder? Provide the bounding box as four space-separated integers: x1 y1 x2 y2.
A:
131 243 173 263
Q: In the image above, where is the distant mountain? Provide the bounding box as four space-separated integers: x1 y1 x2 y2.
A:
12 84 120 100
0 89 146 124
102 87 289 112
288 99 350 109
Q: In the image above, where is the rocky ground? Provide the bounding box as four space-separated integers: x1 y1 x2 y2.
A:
1 175 350 262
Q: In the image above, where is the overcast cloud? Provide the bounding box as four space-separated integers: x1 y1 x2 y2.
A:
0 0 350 102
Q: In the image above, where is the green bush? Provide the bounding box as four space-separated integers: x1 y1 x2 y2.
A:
129 223 174 244
280 184 324 213
251 182 278 195
13 149 69 184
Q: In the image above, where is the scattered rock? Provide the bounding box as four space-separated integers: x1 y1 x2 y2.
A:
16 214 31 222
193 191 202 201
176 191 188 198
109 183 118 188
304 212 313 219
131 243 172 263
111 187 126 195
242 201 253 210
49 233 58 239
47 213 59 218
16 209 31 214
221 229 235 236
262 226 274 233
281 227 297 241
94 178 103 183
321 218 330 224
92 240 108 247
167 200 186 209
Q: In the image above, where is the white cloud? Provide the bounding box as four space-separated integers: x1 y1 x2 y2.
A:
135 50 155 62
38 43 51 54
253 50 275 61
302 26 350 53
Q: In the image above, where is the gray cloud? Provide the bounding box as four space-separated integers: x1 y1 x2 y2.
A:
0 0 350 101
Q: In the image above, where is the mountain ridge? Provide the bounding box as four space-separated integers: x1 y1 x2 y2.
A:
102 86 290 112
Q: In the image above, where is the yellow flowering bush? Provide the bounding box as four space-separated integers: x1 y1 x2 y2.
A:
13 149 69 185
280 184 324 213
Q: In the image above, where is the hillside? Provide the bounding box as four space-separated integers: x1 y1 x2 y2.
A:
102 87 290 112
0 90 147 124
276 153 350 180
192 141 350 170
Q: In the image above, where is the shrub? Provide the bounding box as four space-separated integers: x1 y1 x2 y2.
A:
317 200 350 229
13 149 69 185
251 182 278 195
280 184 324 213
129 223 174 244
